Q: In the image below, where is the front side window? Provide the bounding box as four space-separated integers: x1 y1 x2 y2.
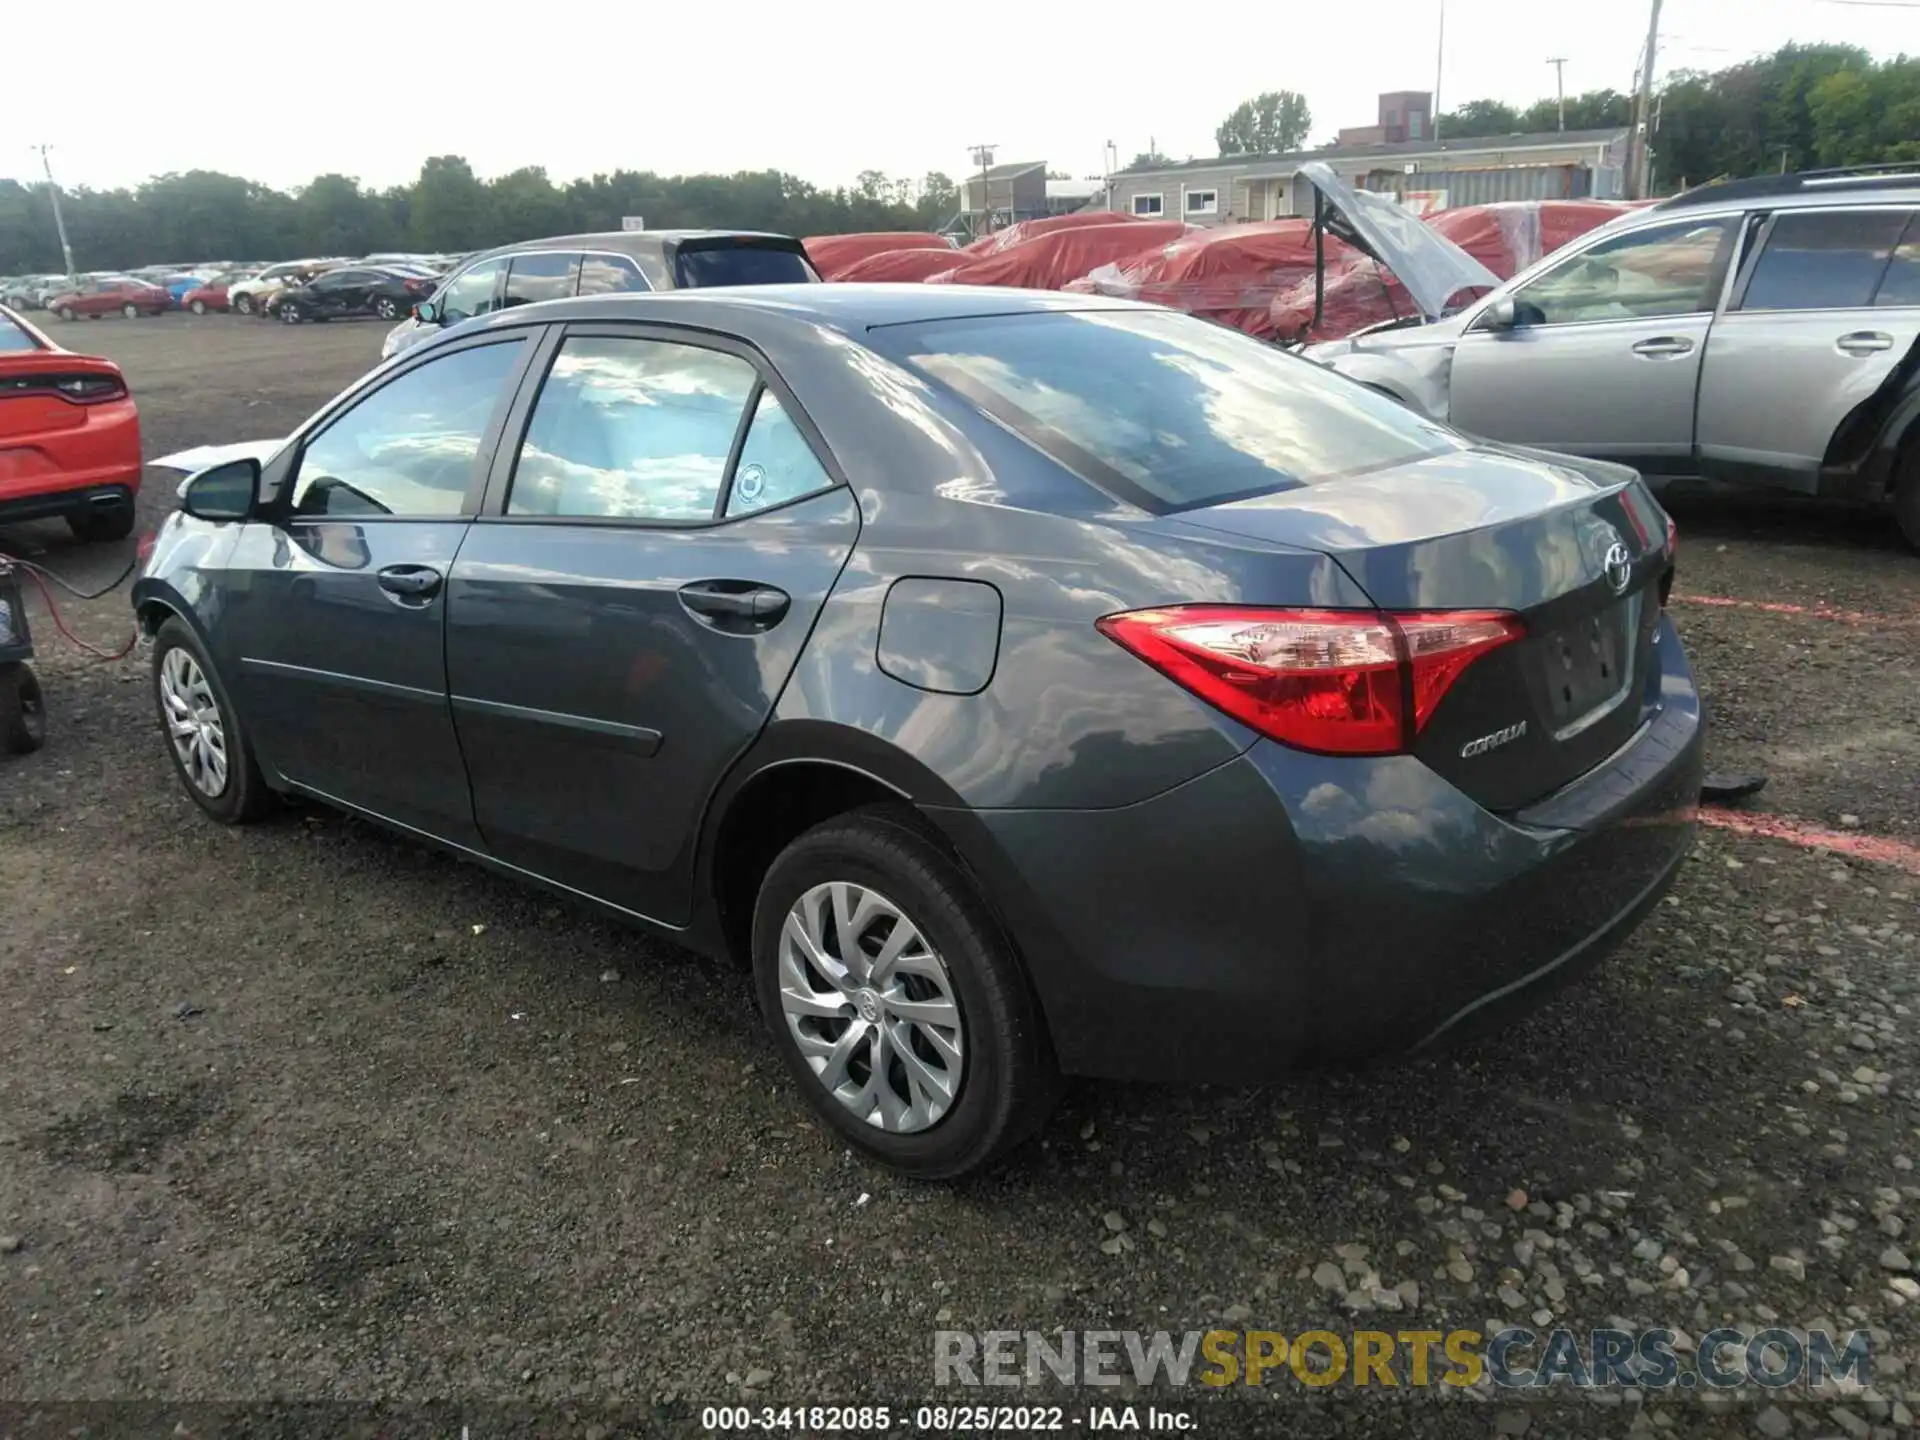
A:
1509 218 1737 326
503 252 580 309
1741 210 1912 312
288 341 525 518
439 258 506 323
577 254 651 296
507 337 759 521
880 308 1457 513
1132 193 1165 217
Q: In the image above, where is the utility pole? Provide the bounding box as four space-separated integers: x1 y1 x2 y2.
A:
32 144 77 281
969 144 996 238
1628 0 1663 198
1432 0 1447 140
1547 57 1568 130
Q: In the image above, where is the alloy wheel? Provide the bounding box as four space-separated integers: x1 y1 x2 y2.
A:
159 647 228 797
122 303 139 318
375 298 397 319
234 294 252 314
777 881 964 1133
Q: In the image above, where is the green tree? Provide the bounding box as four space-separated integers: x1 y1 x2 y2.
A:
1214 90 1312 155
409 155 488 251
915 170 957 228
1435 99 1520 138
1125 150 1170 171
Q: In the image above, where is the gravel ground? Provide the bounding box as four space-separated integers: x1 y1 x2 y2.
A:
2 315 1920 1439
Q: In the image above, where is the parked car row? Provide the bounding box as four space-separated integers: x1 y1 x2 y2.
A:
0 252 467 322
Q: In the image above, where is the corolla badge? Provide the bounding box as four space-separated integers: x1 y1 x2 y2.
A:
1604 541 1634 596
1461 721 1528 759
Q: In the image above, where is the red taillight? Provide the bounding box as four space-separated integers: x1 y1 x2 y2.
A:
1097 605 1524 756
0 371 128 404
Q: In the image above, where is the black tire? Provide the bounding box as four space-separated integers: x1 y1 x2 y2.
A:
1896 445 1920 554
751 804 1058 1178
66 504 136 543
0 662 47 755
150 618 274 824
56 305 75 322
279 302 301 325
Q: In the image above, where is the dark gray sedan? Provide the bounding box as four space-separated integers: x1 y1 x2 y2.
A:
133 285 1703 1177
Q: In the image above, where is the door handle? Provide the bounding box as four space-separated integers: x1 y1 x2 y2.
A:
1631 337 1694 358
1836 331 1894 356
376 565 443 601
678 581 790 626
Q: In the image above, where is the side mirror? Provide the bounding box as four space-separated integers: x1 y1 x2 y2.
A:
414 299 441 325
180 457 260 522
1480 296 1519 332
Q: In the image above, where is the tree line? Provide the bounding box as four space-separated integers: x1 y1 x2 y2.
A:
1436 43 1917 188
0 160 962 274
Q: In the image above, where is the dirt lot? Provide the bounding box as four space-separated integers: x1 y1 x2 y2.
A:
3 313 1920 1438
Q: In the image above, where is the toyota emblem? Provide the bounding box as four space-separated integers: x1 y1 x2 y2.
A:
1603 542 1634 596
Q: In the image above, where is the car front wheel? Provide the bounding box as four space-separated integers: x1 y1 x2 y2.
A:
56 305 75 321
374 297 399 319
151 618 274 824
121 302 140 319
189 299 206 314
233 294 253 314
751 805 1058 1178
280 302 301 325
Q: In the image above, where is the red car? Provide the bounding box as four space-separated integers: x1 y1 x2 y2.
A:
45 278 171 321
179 281 233 314
0 305 141 541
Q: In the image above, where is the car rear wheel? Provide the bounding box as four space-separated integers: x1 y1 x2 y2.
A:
0 662 47 755
56 305 75 321
67 504 135 543
1896 445 1920 553
374 297 399 320
121 302 140 319
751 805 1058 1178
151 619 273 824
189 298 207 314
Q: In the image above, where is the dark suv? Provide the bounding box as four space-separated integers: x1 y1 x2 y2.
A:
381 230 818 360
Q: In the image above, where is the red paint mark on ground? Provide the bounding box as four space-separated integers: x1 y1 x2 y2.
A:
1673 593 1916 628
1700 807 1920 876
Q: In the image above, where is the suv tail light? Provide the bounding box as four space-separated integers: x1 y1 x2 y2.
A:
1097 606 1524 756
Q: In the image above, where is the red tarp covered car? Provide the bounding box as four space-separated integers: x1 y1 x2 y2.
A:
961 210 1153 257
804 232 953 281
932 221 1197 292
1064 219 1360 341
831 247 979 283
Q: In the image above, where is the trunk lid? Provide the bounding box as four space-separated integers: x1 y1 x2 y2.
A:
0 354 120 439
1167 444 1673 812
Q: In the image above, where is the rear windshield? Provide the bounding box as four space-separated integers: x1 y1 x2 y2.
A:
877 308 1457 512
673 243 816 288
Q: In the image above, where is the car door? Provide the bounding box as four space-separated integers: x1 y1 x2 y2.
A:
1696 207 1920 493
219 332 536 841
444 324 861 923
1447 215 1741 474
315 269 361 317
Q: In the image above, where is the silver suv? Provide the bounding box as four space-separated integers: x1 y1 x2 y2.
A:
1307 166 1920 549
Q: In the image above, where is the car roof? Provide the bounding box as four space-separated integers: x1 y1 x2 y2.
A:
457 282 1153 340
464 229 806 265
1652 164 1920 216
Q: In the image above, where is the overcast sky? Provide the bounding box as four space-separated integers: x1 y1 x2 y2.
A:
3 0 1913 194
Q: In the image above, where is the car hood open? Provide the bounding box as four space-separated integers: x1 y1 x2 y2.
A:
1296 161 1501 322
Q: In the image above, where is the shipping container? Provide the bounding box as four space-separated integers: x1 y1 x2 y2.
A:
1357 163 1611 211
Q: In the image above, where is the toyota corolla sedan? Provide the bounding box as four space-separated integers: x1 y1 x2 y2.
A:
133 285 1701 1177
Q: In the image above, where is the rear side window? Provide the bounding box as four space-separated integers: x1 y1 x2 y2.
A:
674 243 815 287
726 390 833 517
503 252 580 309
577 255 650 295
508 337 758 521
1742 210 1912 312
881 309 1457 513
1875 215 1920 309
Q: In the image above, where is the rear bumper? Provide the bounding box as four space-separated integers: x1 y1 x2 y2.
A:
932 613 1704 1083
